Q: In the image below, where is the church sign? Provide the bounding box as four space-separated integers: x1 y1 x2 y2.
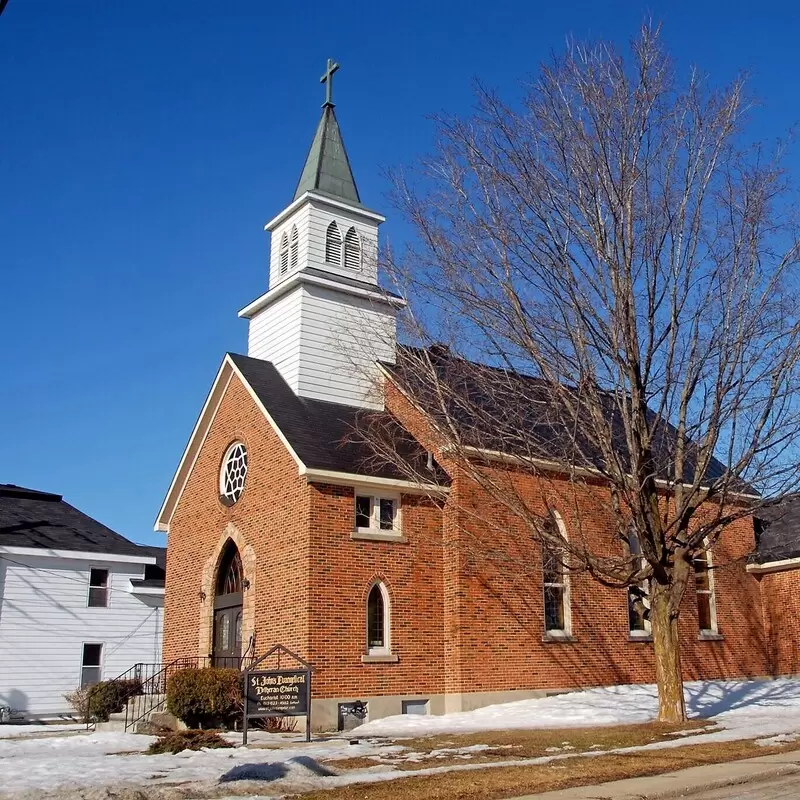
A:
243 645 314 743
246 669 309 716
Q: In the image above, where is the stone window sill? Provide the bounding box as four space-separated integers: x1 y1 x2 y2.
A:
361 654 400 664
628 634 654 643
698 632 724 641
351 530 407 543
542 633 577 644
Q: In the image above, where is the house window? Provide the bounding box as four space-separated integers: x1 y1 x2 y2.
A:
290 225 299 269
87 568 109 608
366 582 389 655
325 221 342 266
344 226 361 269
219 441 248 504
355 494 399 532
626 530 650 636
279 232 289 274
694 548 718 634
542 510 571 636
80 643 103 688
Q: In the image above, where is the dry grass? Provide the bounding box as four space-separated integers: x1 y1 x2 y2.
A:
297 736 797 800
325 719 710 771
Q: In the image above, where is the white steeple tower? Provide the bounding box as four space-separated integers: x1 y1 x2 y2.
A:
238 60 404 409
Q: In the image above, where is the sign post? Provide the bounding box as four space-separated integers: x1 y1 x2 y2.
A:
242 644 314 744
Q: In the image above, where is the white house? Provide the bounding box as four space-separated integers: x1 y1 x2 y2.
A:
0 484 164 720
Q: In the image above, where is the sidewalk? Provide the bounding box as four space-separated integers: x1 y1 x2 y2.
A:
510 749 800 799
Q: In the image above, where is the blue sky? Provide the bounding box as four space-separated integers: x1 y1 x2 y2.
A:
1 1 799 547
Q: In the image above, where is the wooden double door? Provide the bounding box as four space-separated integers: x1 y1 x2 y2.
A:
212 590 242 668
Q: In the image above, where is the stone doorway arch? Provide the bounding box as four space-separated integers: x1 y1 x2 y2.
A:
199 524 256 662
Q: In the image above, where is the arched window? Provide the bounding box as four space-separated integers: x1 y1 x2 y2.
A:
325 221 342 266
693 545 718 635
626 529 651 636
216 541 243 598
366 582 389 655
343 227 361 270
279 232 290 274
541 510 571 636
290 225 299 269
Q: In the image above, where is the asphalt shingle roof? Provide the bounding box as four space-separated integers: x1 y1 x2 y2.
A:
0 484 163 562
384 346 734 488
754 498 800 563
228 353 446 484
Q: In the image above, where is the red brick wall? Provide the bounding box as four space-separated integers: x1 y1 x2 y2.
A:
384 376 772 693
163 369 776 707
759 569 800 676
307 483 446 698
163 374 310 664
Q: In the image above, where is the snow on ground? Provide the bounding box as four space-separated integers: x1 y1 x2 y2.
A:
356 677 800 738
0 678 798 798
0 723 85 739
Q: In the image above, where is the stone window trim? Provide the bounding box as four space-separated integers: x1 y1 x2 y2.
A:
541 632 578 644
354 492 401 536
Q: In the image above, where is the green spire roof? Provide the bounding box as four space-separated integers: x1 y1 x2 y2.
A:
293 104 361 204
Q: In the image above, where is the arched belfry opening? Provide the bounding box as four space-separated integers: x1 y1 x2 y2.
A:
212 539 244 667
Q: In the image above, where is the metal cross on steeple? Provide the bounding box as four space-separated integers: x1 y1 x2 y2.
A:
320 58 340 107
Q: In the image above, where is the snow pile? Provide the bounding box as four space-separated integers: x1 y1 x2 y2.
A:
355 678 800 738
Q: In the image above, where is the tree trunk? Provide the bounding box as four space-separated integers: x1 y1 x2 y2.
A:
650 586 687 722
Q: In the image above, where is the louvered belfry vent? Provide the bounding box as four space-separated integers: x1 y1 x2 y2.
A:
290 225 299 269
326 220 342 266
279 232 290 274
344 227 361 270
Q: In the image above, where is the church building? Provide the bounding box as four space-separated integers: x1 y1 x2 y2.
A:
156 62 799 731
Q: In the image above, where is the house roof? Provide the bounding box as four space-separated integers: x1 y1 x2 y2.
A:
753 497 800 563
0 484 161 562
228 353 444 482
384 346 735 489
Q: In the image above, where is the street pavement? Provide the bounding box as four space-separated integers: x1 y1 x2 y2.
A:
687 772 800 799
510 750 800 800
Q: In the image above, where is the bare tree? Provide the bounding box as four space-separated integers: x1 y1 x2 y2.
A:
361 24 800 722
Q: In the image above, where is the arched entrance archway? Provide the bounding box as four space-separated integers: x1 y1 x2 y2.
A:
212 540 243 667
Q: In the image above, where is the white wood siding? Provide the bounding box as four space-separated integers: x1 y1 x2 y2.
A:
296 284 396 408
0 555 162 719
268 205 312 289
265 199 380 293
305 200 379 284
247 287 303 386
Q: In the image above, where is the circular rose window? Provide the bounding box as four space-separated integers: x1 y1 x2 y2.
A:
219 442 248 504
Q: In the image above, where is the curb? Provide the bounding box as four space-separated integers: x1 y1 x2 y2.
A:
507 749 800 799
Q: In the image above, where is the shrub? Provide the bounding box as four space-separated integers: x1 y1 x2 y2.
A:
166 668 242 729
64 679 143 722
147 729 233 755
